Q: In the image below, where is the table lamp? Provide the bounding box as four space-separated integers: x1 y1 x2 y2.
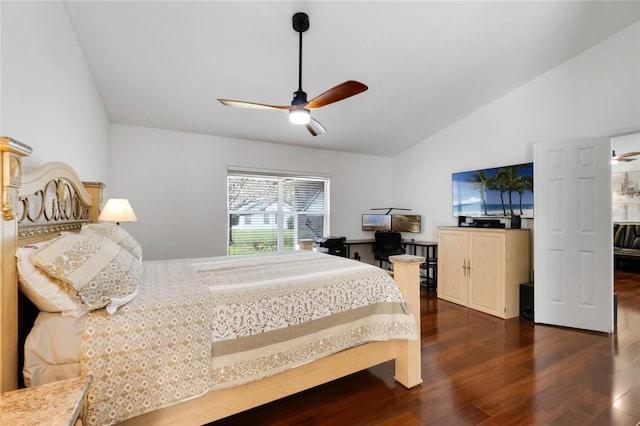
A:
98 198 138 225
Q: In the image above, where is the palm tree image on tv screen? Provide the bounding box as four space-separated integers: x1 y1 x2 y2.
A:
452 162 533 218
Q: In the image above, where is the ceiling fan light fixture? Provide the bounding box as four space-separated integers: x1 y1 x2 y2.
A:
289 108 311 125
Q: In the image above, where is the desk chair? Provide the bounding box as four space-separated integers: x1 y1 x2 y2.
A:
373 231 405 270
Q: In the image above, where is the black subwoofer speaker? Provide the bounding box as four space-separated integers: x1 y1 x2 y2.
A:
511 215 521 229
519 282 534 321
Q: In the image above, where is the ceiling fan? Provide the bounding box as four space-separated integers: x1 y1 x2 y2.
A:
217 12 368 136
612 150 640 162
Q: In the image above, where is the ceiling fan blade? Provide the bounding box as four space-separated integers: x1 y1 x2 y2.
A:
612 151 640 162
217 98 291 111
306 117 327 136
305 80 368 109
619 151 640 158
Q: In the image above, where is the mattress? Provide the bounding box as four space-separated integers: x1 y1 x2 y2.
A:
24 251 417 425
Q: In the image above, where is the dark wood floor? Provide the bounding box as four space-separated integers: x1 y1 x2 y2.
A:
211 270 640 426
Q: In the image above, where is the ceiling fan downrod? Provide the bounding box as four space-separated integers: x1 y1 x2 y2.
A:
292 12 309 105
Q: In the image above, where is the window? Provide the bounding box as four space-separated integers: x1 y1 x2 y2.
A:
227 169 329 255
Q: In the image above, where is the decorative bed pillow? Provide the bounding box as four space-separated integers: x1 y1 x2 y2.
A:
16 244 87 318
81 222 143 262
31 232 141 314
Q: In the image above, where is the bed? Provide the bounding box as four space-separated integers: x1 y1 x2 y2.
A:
0 139 423 425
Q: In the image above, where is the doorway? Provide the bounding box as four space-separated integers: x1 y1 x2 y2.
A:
611 131 640 277
611 132 640 222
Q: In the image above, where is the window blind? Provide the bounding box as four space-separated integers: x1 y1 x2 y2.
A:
227 171 329 255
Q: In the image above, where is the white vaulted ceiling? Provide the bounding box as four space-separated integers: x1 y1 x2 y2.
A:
63 1 640 157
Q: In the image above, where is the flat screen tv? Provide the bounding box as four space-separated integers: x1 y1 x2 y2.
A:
452 162 533 218
391 214 421 233
362 214 391 231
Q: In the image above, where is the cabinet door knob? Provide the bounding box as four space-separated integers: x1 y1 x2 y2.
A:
462 259 471 277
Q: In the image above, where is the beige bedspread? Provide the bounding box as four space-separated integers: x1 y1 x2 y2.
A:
76 251 417 425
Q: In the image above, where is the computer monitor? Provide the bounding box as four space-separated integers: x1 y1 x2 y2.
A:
391 214 421 233
362 214 391 231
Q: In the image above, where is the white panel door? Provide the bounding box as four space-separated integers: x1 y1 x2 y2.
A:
534 137 613 333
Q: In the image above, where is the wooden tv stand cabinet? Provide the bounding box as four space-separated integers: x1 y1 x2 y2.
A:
437 227 531 319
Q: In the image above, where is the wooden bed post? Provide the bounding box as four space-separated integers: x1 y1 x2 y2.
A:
0 137 32 393
82 182 104 223
390 254 423 388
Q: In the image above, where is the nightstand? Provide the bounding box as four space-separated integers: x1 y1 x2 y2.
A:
1 376 92 425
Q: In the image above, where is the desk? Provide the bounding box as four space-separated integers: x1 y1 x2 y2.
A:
402 241 438 291
402 240 437 257
344 239 437 260
344 239 437 289
344 239 375 259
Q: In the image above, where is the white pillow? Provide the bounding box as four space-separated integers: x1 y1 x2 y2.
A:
31 232 141 314
16 244 87 318
81 222 142 262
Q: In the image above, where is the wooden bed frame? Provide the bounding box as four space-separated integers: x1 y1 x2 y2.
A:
0 139 423 425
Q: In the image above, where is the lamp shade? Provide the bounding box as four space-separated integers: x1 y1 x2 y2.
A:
98 198 138 224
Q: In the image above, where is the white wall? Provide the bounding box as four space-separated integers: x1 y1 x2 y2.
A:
110 124 394 260
0 1 109 183
393 21 640 241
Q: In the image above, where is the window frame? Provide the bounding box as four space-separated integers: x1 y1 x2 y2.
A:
227 167 330 255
